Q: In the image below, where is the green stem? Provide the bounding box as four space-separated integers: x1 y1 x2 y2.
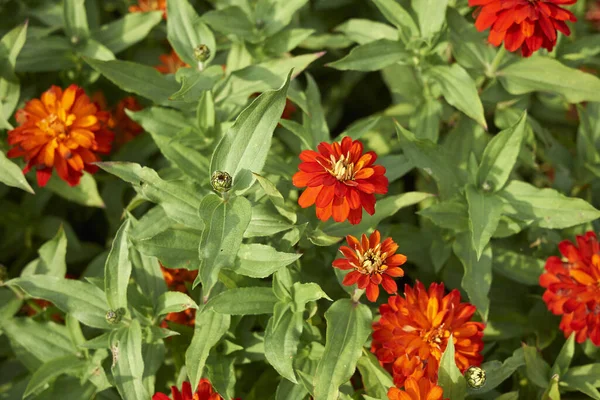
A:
488 46 507 76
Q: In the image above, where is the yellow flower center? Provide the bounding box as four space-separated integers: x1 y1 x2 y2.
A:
355 245 387 275
423 323 447 348
329 153 355 181
37 113 75 140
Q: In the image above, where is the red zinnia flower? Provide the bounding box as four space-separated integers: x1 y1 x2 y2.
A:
7 85 114 187
153 380 223 400
333 230 406 302
129 0 167 18
469 0 577 57
113 97 144 146
371 282 485 386
587 1 600 30
160 265 198 327
387 377 448 400
292 137 388 225
155 50 189 74
540 231 600 345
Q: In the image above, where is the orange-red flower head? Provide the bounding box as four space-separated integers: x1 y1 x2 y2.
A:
153 380 223 400
588 1 600 30
293 137 388 225
387 377 448 400
160 265 198 327
129 0 167 18
469 0 577 57
371 282 485 386
540 231 600 345
155 50 189 74
334 230 406 302
7 85 114 187
114 97 144 146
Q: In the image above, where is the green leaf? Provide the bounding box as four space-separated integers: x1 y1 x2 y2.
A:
211 72 291 193
523 344 551 388
313 299 372 400
7 276 111 329
356 351 394 399
255 0 308 37
44 172 104 207
92 11 162 54
409 99 442 142
542 374 560 400
207 355 236 399
412 0 448 38
130 249 167 303
111 320 149 400
151 130 211 182
264 28 314 55
427 64 487 128
203 6 257 40
498 57 600 103
16 36 76 72
562 364 600 399
446 8 495 71
466 185 503 260
76 38 115 61
291 282 331 310
334 18 398 45
499 181 600 229
0 23 28 74
0 23 28 129
453 233 492 321
327 39 408 71
155 291 198 318
186 305 230 390
419 197 469 232
104 219 132 311
370 0 419 43
24 355 86 398
64 0 89 42
304 73 330 146
170 65 223 102
209 287 278 315
232 244 301 278
468 348 524 395
551 334 575 377
336 116 381 141
437 335 467 400
133 227 201 270
265 301 303 383
477 112 527 192
37 226 67 277
167 0 216 66
492 248 544 286
253 173 297 222
197 194 251 293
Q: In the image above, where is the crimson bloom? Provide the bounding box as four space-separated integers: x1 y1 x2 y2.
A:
371 282 485 386
470 0 577 57
160 265 198 327
113 97 144 146
540 231 600 345
7 85 114 187
387 377 448 400
333 230 406 302
292 137 388 225
152 380 223 400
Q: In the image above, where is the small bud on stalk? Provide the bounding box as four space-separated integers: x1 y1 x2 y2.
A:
211 170 232 193
194 44 210 71
464 366 486 389
106 308 125 324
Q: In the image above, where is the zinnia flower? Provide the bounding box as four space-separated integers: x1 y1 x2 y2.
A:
7 85 114 187
588 1 600 30
155 50 189 74
160 265 198 327
469 0 577 57
292 137 388 225
129 0 167 18
113 97 144 146
387 377 448 400
540 231 600 345
371 282 485 385
152 380 222 400
333 230 406 302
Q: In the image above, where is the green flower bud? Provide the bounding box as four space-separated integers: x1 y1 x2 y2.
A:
464 366 486 389
211 170 232 193
106 308 124 325
194 44 211 62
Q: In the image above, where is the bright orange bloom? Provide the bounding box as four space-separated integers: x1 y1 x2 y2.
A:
113 97 144 146
588 1 600 30
540 231 600 345
371 282 485 385
153 380 224 400
387 377 447 400
155 50 189 74
160 265 198 327
129 0 167 18
469 0 577 57
292 137 388 225
7 85 114 187
333 230 406 302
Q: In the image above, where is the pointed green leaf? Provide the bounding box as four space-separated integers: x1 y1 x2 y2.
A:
334 18 398 45
24 355 86 398
265 301 303 383
551 334 575 377
328 39 409 71
64 0 89 41
412 0 448 38
167 0 216 66
356 351 394 399
492 248 544 286
0 152 34 194
133 227 201 270
92 11 163 54
467 348 524 395
209 287 277 315
37 226 67 277
111 320 149 400
155 291 198 318
104 219 132 311
370 0 418 43
437 335 467 400
253 173 297 222
202 6 257 41
466 185 503 260
523 344 551 388
254 0 309 37
44 172 104 207
232 244 301 278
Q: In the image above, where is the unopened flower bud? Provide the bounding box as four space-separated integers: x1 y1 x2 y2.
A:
194 44 211 62
464 366 486 389
211 170 232 193
106 308 124 325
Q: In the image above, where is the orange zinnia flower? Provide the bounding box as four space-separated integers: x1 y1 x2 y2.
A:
7 85 114 187
155 50 189 74
153 380 225 400
371 282 485 385
387 377 448 400
160 265 198 327
540 231 600 345
333 230 406 302
469 0 577 57
113 97 144 146
129 0 167 18
292 137 388 225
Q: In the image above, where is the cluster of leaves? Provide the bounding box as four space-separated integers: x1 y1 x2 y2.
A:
1 0 600 399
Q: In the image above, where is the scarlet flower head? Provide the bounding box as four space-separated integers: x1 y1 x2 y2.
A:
7 85 114 187
387 377 448 400
469 0 577 57
155 50 189 74
129 0 167 18
333 230 406 302
292 137 388 225
152 380 223 400
160 265 198 327
371 282 485 385
540 231 600 345
114 97 144 146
